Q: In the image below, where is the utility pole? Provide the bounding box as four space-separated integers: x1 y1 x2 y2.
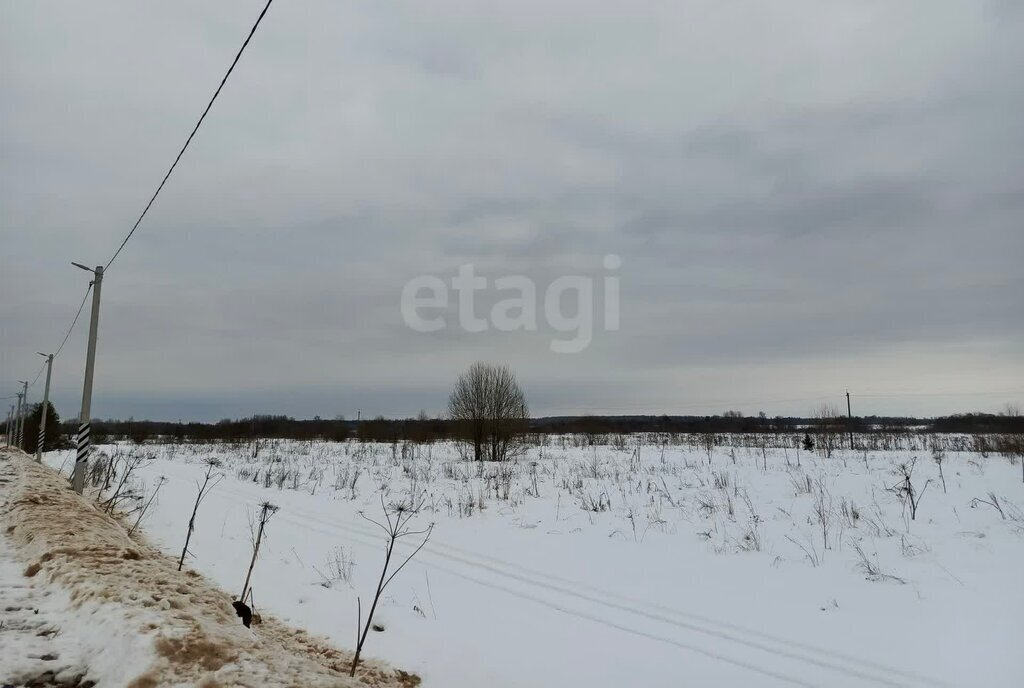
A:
16 380 28 450
71 263 103 494
846 390 854 451
36 353 54 462
15 385 26 450
5 405 12 446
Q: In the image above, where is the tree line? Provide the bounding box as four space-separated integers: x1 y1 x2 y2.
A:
4 362 1018 453
22 409 1019 446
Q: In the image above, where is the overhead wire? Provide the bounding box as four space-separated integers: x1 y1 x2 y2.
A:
104 0 276 271
10 281 93 397
53 282 93 358
10 0 276 403
27 360 47 390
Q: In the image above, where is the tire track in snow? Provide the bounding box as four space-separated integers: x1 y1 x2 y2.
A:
334 511 950 688
162 469 953 688
273 500 941 688
266 507 821 687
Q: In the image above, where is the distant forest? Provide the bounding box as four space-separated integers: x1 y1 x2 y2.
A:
56 411 1024 445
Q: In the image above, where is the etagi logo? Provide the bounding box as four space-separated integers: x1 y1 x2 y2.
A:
401 255 621 354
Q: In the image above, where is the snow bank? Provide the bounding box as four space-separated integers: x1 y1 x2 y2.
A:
0 449 418 688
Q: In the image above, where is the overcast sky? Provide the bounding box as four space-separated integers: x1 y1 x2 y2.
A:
2 0 1022 422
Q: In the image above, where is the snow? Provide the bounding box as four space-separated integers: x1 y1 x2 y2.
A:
42 436 1024 688
0 449 415 688
0 454 158 688
0 536 93 687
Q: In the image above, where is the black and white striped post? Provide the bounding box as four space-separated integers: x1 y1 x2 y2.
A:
36 353 54 463
15 383 27 450
71 264 103 494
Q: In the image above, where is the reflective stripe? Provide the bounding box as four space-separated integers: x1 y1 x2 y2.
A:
76 423 91 463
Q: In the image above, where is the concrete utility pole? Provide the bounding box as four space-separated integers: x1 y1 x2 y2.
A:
846 390 854 451
71 263 103 494
17 381 28 450
5 405 12 446
36 353 54 462
14 392 21 448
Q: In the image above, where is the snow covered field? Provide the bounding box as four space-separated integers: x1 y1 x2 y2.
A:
45 436 1024 688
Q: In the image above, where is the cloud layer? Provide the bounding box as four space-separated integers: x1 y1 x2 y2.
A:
2 0 1022 420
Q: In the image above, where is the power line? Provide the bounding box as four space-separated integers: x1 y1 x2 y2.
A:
104 0 277 271
8 0 279 475
53 282 93 358
12 282 93 396
27 359 47 390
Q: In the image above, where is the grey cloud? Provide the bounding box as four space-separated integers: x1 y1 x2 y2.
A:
2 0 1022 421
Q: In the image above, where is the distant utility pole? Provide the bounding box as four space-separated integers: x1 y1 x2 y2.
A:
17 381 28 450
5 405 12 446
846 390 854 450
71 263 104 494
36 353 54 463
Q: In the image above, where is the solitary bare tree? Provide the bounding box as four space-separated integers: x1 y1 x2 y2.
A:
813 404 843 459
448 362 529 462
448 363 489 461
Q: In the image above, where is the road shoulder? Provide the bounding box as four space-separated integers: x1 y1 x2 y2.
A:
0 449 419 688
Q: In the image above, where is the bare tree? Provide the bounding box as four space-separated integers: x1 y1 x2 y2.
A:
351 495 433 676
485 364 530 462
448 362 529 462
449 363 490 461
813 404 843 459
178 460 222 571
238 501 279 621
